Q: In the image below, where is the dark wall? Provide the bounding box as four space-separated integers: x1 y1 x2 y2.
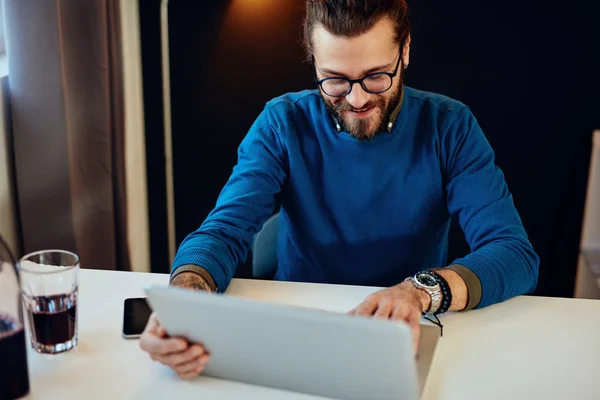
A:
141 0 600 296
405 1 600 297
139 0 169 272
166 1 314 277
168 0 312 246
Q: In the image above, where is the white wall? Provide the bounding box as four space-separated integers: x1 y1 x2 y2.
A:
574 130 600 299
0 76 19 257
120 0 150 273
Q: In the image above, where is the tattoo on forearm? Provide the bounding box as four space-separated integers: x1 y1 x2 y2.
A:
170 272 212 292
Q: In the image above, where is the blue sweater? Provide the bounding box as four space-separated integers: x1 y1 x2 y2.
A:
173 86 539 308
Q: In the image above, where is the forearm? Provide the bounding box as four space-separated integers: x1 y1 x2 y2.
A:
452 240 539 308
172 234 239 292
436 268 468 311
170 270 215 292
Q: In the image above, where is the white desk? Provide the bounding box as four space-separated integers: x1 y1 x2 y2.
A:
24 269 600 400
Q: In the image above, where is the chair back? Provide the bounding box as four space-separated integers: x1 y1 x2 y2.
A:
252 212 280 278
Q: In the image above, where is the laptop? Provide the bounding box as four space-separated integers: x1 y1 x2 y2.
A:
144 285 439 400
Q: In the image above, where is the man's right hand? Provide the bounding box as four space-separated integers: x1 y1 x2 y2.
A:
139 313 210 379
139 271 213 379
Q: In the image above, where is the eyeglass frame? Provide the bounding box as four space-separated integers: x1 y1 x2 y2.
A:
312 49 403 98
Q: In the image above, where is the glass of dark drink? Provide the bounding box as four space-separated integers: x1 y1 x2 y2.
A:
0 236 30 399
18 250 79 354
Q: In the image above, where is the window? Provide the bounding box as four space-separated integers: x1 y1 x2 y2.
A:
0 3 8 77
0 3 5 55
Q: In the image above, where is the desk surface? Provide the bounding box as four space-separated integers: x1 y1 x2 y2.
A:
24 269 600 400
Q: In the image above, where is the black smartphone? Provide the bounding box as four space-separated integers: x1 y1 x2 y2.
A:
122 297 152 339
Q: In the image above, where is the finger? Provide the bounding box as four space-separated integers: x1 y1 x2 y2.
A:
175 358 202 375
175 353 210 374
411 322 421 356
144 313 161 333
156 344 206 367
174 354 208 374
176 355 210 380
393 305 422 355
145 313 169 338
353 297 378 316
139 313 180 354
373 299 393 320
390 303 409 321
178 365 204 380
140 332 188 356
157 325 167 338
406 311 422 355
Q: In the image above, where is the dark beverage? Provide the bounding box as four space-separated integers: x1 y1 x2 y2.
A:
24 293 77 353
30 296 76 345
0 314 30 400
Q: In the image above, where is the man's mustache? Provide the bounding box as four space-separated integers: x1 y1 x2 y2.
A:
334 100 382 113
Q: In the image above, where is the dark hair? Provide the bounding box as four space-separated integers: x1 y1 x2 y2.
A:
302 0 411 61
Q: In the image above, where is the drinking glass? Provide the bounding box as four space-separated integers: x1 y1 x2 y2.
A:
18 250 79 354
0 236 30 399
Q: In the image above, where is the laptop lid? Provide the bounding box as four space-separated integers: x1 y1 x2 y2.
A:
145 285 432 400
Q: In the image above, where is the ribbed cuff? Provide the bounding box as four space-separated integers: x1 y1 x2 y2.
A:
447 264 482 310
172 250 228 293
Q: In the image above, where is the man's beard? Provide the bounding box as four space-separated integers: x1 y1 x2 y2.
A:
322 80 403 141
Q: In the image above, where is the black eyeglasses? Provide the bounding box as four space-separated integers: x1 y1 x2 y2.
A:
313 51 402 98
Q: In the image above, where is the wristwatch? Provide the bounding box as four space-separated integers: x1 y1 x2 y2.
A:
409 271 442 314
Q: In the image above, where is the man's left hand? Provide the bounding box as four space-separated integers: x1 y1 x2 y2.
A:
348 280 431 353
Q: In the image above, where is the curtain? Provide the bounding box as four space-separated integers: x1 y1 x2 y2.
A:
3 0 130 271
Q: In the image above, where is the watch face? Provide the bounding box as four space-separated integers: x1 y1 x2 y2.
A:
416 272 437 288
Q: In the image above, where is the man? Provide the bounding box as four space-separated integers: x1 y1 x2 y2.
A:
140 0 539 380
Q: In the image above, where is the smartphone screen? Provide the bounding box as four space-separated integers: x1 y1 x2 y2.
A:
122 297 152 339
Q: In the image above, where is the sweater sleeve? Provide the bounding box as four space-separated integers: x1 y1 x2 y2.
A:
171 107 288 292
442 108 539 308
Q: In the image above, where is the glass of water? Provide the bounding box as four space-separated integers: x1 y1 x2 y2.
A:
17 250 79 354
